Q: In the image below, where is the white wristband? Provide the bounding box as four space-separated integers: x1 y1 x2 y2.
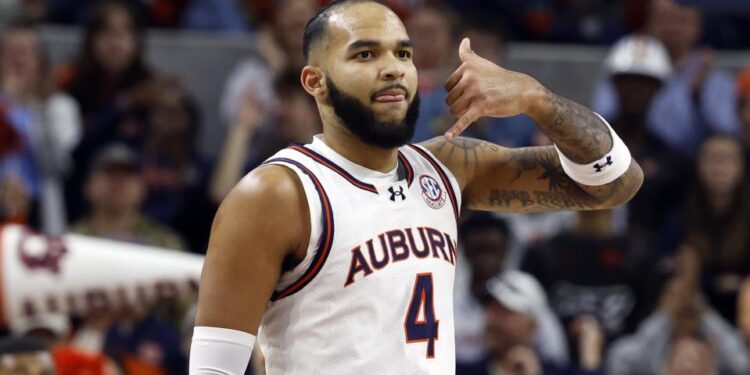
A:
553 113 632 186
189 326 256 375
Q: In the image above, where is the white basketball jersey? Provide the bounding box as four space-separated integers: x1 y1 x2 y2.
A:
258 136 461 374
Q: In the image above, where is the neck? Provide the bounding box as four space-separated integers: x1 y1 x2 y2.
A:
319 112 399 173
90 209 139 237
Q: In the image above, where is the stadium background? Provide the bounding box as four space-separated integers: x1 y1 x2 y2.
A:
1 0 750 374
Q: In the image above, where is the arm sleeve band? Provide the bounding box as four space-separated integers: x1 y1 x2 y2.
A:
189 326 256 375
553 113 632 186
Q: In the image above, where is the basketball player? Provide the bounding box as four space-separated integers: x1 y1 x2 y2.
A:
190 1 643 374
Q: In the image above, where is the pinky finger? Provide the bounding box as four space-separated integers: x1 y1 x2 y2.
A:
445 107 479 140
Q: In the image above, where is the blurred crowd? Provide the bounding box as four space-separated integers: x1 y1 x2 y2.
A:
0 0 750 374
1 0 750 48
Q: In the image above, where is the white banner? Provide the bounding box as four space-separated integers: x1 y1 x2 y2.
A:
0 224 204 327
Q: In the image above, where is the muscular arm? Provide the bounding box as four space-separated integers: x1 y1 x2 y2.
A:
430 38 643 212
421 135 642 213
196 165 309 334
528 90 612 163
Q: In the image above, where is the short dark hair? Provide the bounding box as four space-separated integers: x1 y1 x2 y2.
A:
302 0 382 62
459 213 511 243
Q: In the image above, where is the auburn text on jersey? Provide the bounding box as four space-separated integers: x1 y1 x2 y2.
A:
345 227 457 287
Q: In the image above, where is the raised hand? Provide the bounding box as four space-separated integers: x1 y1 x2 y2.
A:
443 38 542 140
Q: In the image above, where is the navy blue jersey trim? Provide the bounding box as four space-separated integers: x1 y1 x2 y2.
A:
289 145 378 194
398 151 415 187
264 158 335 301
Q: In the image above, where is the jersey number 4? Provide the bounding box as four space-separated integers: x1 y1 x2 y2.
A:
404 273 439 358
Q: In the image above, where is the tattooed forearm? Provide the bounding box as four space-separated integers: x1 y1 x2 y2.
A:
496 146 607 209
528 90 612 164
420 136 643 213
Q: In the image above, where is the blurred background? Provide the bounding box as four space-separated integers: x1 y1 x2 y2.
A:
2 0 750 374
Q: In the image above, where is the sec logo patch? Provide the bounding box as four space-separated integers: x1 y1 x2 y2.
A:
419 175 446 209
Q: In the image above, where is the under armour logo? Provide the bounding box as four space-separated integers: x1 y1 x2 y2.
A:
593 156 613 173
389 186 406 201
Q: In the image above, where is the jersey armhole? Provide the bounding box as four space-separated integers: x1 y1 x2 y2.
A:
262 159 334 301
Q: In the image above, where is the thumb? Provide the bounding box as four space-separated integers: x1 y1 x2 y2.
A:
458 37 474 62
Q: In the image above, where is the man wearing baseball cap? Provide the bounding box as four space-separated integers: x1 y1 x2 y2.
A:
599 35 691 236
472 271 604 375
71 143 186 250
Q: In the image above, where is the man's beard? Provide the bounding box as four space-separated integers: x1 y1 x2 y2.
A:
327 77 420 149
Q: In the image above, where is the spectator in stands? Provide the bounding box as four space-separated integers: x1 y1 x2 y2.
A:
462 271 603 375
71 143 186 250
104 308 187 375
211 70 320 202
0 19 81 234
455 214 571 374
522 209 660 344
683 135 750 324
407 3 459 142
455 214 511 367
407 4 457 95
219 0 317 129
60 0 163 220
645 0 740 154
69 144 189 373
606 247 750 375
11 312 123 374
592 0 740 156
139 81 215 253
59 0 152 124
600 35 691 236
11 313 71 349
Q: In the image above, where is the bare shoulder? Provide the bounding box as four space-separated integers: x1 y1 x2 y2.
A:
418 135 509 190
197 164 310 331
210 164 310 259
